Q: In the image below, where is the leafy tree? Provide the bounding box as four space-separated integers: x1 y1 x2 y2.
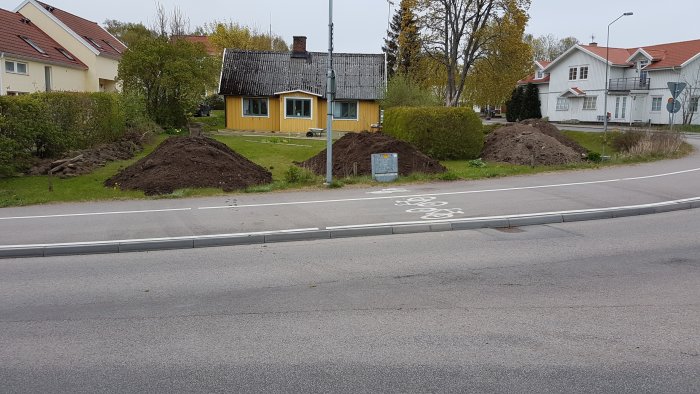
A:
520 83 541 119
505 86 524 122
525 34 579 61
462 1 532 109
103 20 154 47
420 0 531 107
117 36 219 127
206 22 288 54
381 74 441 108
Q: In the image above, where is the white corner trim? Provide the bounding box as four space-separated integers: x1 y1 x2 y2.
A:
17 0 100 56
681 51 700 68
626 48 652 63
274 89 322 97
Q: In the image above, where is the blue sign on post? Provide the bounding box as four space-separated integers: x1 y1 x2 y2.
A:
668 82 686 99
667 98 682 114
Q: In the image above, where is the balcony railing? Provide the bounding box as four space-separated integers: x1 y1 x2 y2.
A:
608 77 651 91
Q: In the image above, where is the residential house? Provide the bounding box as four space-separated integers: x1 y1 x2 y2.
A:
4 0 126 94
218 36 385 133
0 8 86 95
519 39 700 125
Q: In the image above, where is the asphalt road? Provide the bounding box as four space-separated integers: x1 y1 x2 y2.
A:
2 137 700 248
1 210 699 393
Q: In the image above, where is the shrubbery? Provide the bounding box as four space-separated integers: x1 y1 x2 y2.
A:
384 107 484 160
0 92 127 176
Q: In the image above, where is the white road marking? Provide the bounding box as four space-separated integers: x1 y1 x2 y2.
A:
198 167 700 210
325 197 700 230
2 167 699 221
367 188 410 194
0 208 191 221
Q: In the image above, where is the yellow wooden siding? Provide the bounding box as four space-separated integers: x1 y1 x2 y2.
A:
225 96 279 131
318 100 380 132
225 95 380 132
278 93 319 132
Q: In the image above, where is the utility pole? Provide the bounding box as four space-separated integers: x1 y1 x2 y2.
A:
325 0 335 185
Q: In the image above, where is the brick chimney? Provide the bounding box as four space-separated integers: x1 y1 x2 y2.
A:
292 36 307 58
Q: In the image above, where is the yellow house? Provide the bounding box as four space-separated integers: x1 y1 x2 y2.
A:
5 0 126 94
219 36 385 133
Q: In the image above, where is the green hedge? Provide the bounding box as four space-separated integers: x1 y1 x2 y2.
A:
384 107 484 160
0 92 126 176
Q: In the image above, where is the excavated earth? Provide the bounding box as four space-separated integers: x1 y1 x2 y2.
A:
519 118 588 155
105 136 272 195
482 124 585 166
298 132 447 176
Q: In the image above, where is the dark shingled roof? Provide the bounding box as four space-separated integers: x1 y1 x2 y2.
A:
219 50 385 100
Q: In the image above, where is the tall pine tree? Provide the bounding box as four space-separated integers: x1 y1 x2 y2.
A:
382 6 401 79
383 0 421 79
520 83 542 120
506 86 524 122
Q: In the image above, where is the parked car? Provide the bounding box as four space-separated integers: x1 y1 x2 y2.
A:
194 104 211 117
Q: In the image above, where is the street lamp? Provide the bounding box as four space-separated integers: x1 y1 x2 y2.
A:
603 12 633 156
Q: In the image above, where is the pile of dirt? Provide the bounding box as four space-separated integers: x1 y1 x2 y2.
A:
105 136 272 195
298 132 446 176
482 124 584 166
29 131 150 178
519 119 588 155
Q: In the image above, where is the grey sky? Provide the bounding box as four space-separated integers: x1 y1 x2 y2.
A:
2 0 699 53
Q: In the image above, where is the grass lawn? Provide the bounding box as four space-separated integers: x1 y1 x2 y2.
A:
0 129 692 207
194 110 226 132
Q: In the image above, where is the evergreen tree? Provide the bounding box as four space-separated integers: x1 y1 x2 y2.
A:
505 86 524 122
396 0 421 76
382 6 402 79
520 83 542 120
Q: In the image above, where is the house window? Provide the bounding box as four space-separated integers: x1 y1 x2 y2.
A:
568 67 577 80
19 35 47 55
102 40 122 54
691 97 699 113
85 37 103 50
332 101 358 120
579 66 589 80
285 98 312 118
56 48 75 61
5 61 28 74
651 97 662 112
536 70 544 79
556 97 569 111
582 96 597 110
243 98 269 117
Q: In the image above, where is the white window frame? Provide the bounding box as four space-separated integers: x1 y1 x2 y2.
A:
5 60 28 75
556 97 569 111
579 66 589 80
568 67 577 81
241 97 270 118
19 35 47 55
690 97 699 113
583 96 597 110
651 96 662 112
284 97 313 119
332 100 359 120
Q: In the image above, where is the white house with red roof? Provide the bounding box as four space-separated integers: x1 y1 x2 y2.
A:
519 39 700 125
1 0 125 95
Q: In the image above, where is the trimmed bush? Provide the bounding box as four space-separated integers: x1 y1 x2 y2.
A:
0 92 127 176
384 107 484 160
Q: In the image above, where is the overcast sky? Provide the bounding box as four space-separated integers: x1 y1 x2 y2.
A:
3 0 699 53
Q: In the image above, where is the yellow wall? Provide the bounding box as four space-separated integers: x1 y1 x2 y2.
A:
17 2 120 92
225 94 381 133
2 57 87 94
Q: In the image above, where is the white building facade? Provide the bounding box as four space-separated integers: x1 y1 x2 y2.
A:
519 40 700 126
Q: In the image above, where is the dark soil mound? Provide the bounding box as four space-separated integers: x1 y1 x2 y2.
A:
520 119 587 154
29 130 151 178
105 136 272 195
482 124 584 166
298 132 446 176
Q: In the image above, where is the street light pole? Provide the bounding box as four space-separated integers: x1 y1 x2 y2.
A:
603 12 633 156
325 0 335 185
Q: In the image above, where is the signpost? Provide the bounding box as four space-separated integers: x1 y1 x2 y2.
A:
667 82 686 130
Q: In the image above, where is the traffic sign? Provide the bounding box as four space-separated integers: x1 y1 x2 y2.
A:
667 98 682 113
668 82 687 99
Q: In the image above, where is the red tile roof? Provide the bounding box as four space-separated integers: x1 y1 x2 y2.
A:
37 1 126 58
0 8 86 69
580 39 700 69
517 73 550 85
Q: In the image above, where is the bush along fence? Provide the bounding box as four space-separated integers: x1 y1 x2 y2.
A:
383 106 484 160
0 92 127 177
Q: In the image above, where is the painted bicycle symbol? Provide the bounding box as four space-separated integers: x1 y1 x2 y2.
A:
395 196 464 220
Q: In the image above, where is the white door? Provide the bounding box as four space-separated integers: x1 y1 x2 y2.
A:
614 96 628 120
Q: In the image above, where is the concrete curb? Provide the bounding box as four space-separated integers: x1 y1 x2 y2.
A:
2 197 699 259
